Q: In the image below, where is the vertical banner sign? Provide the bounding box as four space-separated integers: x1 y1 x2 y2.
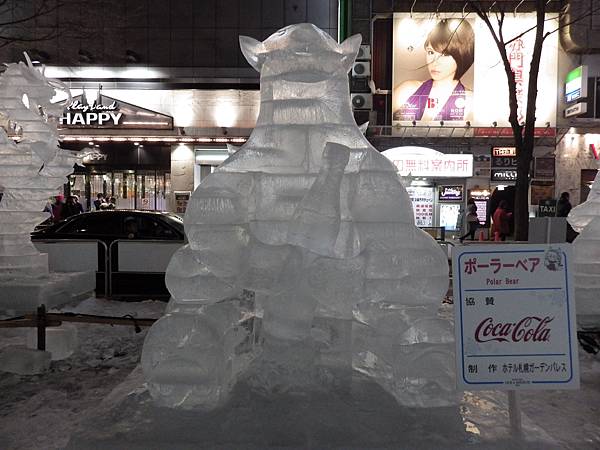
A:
453 244 579 390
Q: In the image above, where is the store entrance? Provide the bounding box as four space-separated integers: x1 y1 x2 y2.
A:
78 170 171 211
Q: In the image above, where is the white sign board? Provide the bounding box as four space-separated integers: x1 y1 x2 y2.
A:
382 146 473 178
453 244 579 390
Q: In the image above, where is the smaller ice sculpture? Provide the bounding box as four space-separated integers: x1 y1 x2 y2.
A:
568 162 600 328
142 24 455 410
0 54 94 313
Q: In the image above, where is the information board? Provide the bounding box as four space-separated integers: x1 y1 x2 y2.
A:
406 186 434 227
453 244 579 390
174 191 191 214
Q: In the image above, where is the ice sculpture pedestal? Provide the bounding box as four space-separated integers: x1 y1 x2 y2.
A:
0 271 95 314
66 367 468 450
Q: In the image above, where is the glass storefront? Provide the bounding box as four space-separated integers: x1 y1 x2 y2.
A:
70 170 170 211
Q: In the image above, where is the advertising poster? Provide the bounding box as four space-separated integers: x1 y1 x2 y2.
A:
174 191 191 214
406 186 434 227
440 203 461 231
453 244 579 390
534 157 556 179
530 183 555 205
392 13 558 128
392 16 475 126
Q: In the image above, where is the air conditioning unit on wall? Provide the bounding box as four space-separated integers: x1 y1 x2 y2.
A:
352 61 370 78
351 93 372 110
357 45 371 60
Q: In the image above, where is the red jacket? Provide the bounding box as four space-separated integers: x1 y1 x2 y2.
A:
492 207 511 235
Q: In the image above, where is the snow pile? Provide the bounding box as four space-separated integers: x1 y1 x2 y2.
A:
1 298 599 449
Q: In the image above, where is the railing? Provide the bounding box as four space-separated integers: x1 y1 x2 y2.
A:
107 239 183 298
34 238 184 299
33 239 108 295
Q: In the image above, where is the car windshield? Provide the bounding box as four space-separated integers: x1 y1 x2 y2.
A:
164 213 184 233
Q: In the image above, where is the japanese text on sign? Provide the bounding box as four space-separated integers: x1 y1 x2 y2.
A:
453 245 579 391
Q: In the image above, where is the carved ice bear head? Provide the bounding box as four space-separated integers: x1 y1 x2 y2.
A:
239 23 362 82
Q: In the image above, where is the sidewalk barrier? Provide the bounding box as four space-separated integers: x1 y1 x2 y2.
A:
33 238 184 299
108 239 184 298
34 239 108 296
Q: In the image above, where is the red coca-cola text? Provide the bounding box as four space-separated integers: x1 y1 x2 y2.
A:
474 316 553 343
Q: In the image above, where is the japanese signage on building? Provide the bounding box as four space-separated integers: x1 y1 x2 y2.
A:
453 244 579 390
406 186 434 227
439 185 463 201
382 146 473 178
392 13 558 128
469 189 490 226
491 146 517 182
174 191 191 214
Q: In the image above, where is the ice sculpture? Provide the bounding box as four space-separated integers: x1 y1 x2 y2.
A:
142 24 456 409
0 55 93 312
568 162 600 328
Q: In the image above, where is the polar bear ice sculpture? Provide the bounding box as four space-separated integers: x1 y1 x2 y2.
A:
142 24 456 409
568 163 600 328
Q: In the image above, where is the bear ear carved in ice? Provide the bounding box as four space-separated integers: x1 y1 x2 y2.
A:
142 24 454 410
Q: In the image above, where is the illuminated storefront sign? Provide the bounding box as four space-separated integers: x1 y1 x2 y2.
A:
439 185 463 201
61 100 122 126
382 146 473 178
491 146 517 183
392 13 558 128
565 65 588 103
491 169 517 182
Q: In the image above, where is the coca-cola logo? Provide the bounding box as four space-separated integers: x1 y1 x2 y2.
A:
474 316 553 343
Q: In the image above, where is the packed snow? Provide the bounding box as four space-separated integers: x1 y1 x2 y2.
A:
0 296 599 449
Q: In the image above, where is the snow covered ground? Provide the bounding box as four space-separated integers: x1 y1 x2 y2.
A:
0 297 599 449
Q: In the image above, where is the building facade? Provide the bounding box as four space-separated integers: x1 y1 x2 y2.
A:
0 0 337 212
0 0 598 232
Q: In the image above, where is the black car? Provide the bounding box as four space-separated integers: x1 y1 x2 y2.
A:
32 210 185 242
32 210 185 298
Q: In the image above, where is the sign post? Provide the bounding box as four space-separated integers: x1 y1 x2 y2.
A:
453 244 580 437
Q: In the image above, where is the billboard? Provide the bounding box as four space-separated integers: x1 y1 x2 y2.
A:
392 13 558 128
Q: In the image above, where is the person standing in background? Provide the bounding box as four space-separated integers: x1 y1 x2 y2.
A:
492 200 512 241
73 195 84 214
557 191 578 242
459 203 479 243
556 192 572 217
94 193 106 210
51 195 65 223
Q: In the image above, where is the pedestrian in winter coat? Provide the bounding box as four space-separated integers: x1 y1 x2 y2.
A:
492 200 512 241
64 195 83 218
459 203 479 242
94 193 106 210
51 195 65 223
556 192 572 217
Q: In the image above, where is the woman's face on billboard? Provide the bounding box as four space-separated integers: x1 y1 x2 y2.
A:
425 45 457 82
